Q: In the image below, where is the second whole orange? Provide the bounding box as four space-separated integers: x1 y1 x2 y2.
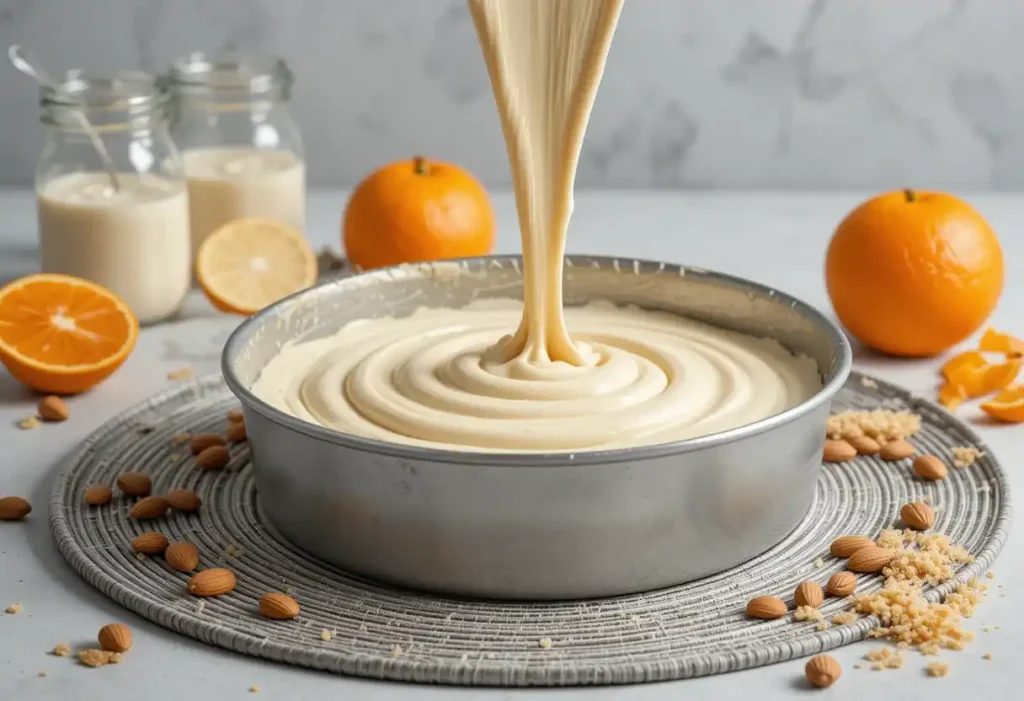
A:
343 156 495 271
826 190 1004 357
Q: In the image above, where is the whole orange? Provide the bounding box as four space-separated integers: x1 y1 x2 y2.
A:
343 156 495 271
826 190 1003 357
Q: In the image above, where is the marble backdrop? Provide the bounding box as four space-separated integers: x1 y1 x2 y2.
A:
0 0 1019 189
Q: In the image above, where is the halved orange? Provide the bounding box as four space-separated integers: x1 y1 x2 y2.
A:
979 328 1024 355
196 219 318 316
980 385 1024 423
0 273 138 394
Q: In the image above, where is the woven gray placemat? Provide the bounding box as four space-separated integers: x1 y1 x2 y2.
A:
50 371 1011 687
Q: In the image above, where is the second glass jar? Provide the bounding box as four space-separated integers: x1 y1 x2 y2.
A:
166 52 306 254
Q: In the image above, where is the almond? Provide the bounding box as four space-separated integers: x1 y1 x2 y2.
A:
131 531 168 554
97 623 132 653
848 435 881 455
196 445 230 470
38 395 69 422
258 592 301 620
912 454 948 481
190 433 226 455
187 568 236 597
827 571 857 597
829 535 875 558
227 409 245 423
84 484 113 506
879 439 915 461
822 439 857 462
129 496 169 520
0 496 31 521
165 542 200 572
116 472 152 497
746 595 787 619
225 420 247 443
794 581 824 608
166 489 201 512
900 501 935 530
847 546 894 573
805 654 841 688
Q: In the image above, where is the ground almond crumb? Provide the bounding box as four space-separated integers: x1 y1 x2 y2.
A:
390 644 404 658
172 432 191 445
225 543 243 558
926 661 950 677
5 602 23 614
539 637 553 649
78 649 117 668
827 409 921 442
793 605 824 622
196 600 206 614
18 416 41 430
320 629 332 642
986 572 995 579
815 622 828 631
951 446 984 469
37 671 46 678
832 611 859 625
983 653 992 660
249 686 260 693
861 377 879 389
167 367 194 381
813 557 825 569
51 643 71 657
851 528 983 658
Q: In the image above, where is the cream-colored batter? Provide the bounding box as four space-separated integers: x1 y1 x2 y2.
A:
251 0 822 452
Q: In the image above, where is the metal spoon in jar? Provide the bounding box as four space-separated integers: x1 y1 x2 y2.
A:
8 44 120 192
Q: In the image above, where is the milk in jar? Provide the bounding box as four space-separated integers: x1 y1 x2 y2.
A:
167 53 305 251
34 70 190 324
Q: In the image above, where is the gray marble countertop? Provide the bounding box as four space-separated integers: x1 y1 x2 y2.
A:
1 189 1021 700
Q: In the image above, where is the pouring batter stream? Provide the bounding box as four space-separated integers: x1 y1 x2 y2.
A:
251 0 821 452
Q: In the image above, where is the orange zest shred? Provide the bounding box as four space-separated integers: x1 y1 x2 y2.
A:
978 328 1024 355
980 384 1024 423
938 382 967 410
940 351 987 382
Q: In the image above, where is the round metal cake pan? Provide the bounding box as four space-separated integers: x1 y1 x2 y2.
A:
222 255 852 600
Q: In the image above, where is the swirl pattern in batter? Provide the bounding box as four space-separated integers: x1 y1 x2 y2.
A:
251 299 821 453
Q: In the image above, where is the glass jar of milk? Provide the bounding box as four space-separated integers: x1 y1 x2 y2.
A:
166 52 306 254
36 71 191 325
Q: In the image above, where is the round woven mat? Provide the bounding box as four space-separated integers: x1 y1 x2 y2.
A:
51 371 1010 687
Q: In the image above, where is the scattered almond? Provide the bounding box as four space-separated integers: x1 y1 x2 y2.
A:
794 581 824 608
805 655 841 687
116 472 152 497
131 532 169 554
227 409 244 422
166 489 201 512
847 546 895 573
258 592 301 620
196 445 230 470
900 501 935 530
98 623 133 653
190 433 226 455
879 439 915 461
84 484 113 506
827 571 857 597
128 496 170 520
225 420 247 443
746 595 787 619
0 496 32 521
829 535 875 558
165 542 200 572
6 602 23 614
913 455 948 481
187 568 236 597
848 435 881 455
38 395 69 422
823 439 857 462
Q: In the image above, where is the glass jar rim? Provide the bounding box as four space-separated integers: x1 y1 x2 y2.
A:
167 51 293 95
40 69 167 111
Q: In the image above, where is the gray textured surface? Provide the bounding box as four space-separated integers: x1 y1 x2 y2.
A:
50 371 1009 686
0 0 1020 189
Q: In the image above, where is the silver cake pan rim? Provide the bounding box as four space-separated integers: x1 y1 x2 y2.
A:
221 253 853 466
